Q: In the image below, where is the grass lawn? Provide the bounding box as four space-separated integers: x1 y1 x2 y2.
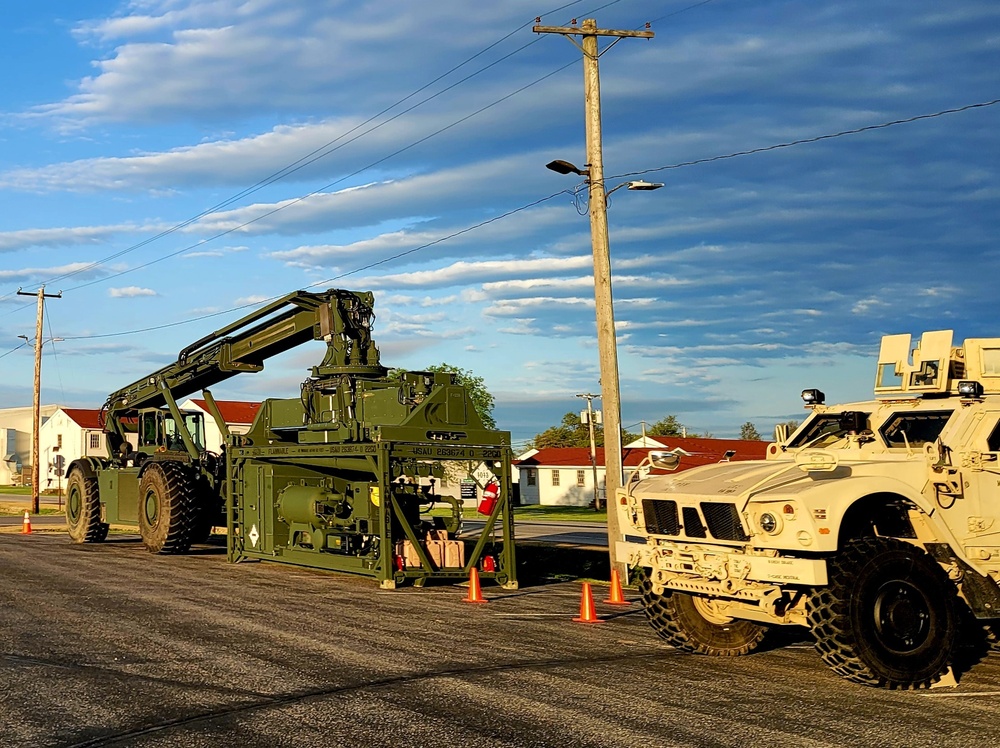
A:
514 505 607 523
0 486 64 515
0 504 63 516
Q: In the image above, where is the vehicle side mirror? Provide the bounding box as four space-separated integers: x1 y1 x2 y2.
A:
649 450 681 471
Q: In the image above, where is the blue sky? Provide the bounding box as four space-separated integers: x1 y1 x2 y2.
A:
0 0 997 448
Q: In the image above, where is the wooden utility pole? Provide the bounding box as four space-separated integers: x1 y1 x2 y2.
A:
534 18 653 575
576 393 601 511
16 286 62 514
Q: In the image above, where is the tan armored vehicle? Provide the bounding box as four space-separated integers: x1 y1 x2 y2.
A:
617 330 1000 688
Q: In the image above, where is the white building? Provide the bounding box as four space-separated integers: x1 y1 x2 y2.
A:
38 408 107 490
0 404 61 486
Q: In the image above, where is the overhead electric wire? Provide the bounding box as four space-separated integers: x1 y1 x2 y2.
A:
611 98 1000 180
649 0 718 24
58 1 676 295
10 0 671 301
58 93 999 343
63 58 580 293
44 298 67 402
10 1 593 297
0 340 29 361
4 0 704 316
60 189 570 340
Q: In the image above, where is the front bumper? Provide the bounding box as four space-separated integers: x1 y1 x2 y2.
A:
617 539 828 586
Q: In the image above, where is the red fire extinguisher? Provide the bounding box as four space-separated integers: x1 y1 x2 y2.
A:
478 480 499 515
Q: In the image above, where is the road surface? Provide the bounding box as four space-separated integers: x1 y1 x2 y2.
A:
2 532 1000 747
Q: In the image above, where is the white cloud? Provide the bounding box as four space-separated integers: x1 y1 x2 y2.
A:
0 262 110 283
358 255 595 290
233 295 271 306
108 286 158 298
0 225 147 252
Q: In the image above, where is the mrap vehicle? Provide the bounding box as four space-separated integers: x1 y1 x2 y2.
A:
617 330 1000 688
65 289 516 589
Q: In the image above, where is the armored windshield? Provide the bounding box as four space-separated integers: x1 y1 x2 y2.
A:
879 410 953 448
788 411 871 449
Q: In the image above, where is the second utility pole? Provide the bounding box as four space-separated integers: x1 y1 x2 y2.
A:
576 392 601 511
16 285 62 514
534 18 653 575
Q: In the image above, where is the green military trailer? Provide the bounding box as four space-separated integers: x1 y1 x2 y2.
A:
65 289 516 589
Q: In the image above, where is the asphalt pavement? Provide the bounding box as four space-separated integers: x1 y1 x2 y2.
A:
3 532 1000 747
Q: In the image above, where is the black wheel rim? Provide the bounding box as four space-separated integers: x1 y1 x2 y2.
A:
872 579 932 653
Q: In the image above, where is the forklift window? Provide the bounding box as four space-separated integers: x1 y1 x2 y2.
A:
140 412 159 447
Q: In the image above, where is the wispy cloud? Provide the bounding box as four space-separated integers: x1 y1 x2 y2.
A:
108 286 157 298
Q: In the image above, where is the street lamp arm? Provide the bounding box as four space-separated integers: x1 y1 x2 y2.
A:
605 180 664 199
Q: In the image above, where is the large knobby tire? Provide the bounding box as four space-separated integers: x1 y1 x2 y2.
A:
637 569 768 656
807 537 959 689
66 467 108 543
137 462 198 554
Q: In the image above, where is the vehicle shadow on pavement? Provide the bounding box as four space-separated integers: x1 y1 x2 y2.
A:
757 625 813 653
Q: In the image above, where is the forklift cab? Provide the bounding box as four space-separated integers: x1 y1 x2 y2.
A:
137 408 206 454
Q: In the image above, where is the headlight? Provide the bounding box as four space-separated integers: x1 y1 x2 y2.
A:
958 380 983 398
801 388 825 405
759 512 780 534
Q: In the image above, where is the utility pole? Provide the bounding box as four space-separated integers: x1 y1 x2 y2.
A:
534 18 653 576
17 286 62 514
576 393 601 511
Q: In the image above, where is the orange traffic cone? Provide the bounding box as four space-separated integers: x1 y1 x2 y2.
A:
573 582 603 623
463 567 488 604
21 510 32 535
604 568 630 606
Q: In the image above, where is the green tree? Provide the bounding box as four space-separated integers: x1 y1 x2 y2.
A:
739 422 763 441
531 412 596 449
528 412 638 449
387 363 496 429
648 415 684 437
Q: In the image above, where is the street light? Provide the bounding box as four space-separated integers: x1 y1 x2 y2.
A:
546 160 663 199
546 158 661 517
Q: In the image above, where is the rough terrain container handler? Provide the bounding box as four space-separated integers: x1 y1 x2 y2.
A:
65 289 516 589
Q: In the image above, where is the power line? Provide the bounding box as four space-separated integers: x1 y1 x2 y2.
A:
57 95 1000 342
0 340 29 361
59 189 569 340
611 98 1000 180
2 0 717 314
8 3 593 298
44 297 66 403
11 0 710 300
63 59 579 293
649 0 718 24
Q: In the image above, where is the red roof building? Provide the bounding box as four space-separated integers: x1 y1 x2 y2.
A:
188 399 261 426
514 437 768 507
60 408 104 430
